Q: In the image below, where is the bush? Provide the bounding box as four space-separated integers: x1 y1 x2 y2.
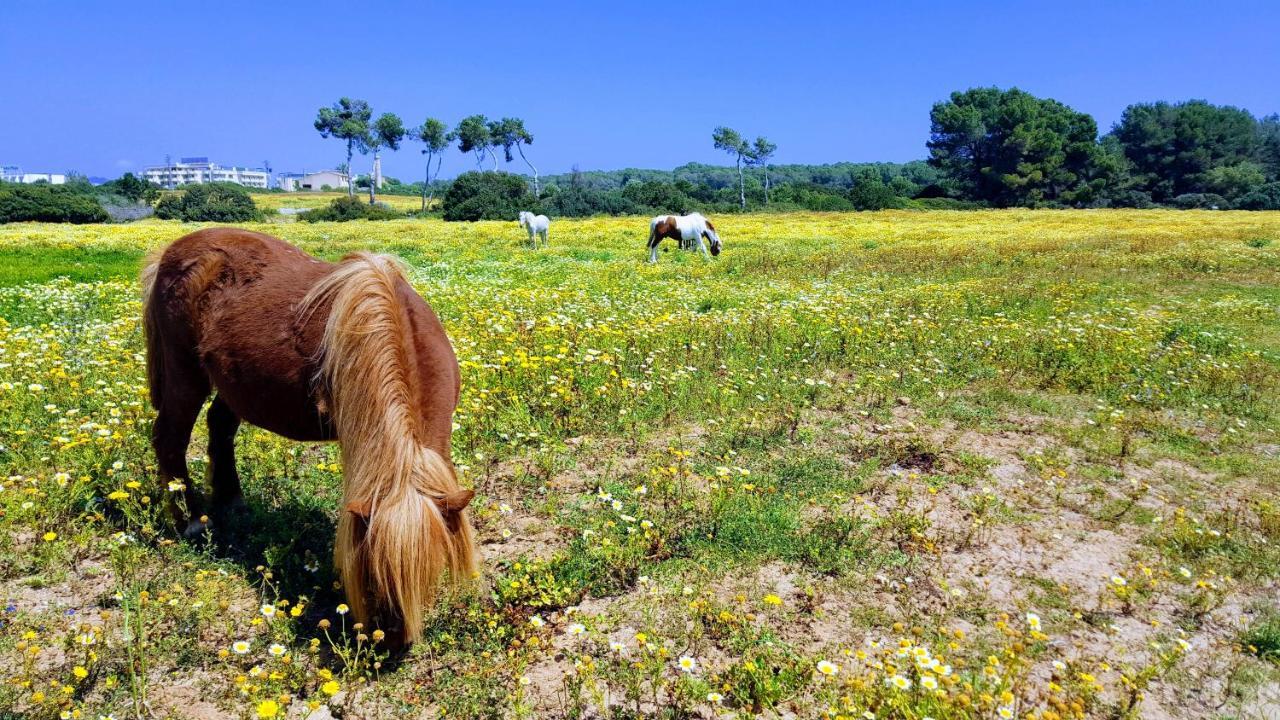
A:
0 184 109 224
97 172 160 203
1105 190 1155 209
541 185 640 217
620 180 691 214
300 196 404 222
154 183 262 222
1171 193 1229 210
1235 182 1280 210
442 171 536 221
803 193 855 211
770 183 853 211
906 197 986 210
847 174 907 211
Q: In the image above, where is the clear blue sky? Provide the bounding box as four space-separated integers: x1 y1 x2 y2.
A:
2 0 1277 181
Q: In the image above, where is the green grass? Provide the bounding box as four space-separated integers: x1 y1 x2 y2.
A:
1 211 1279 719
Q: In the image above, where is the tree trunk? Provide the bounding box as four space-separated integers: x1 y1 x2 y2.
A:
737 155 745 211
517 144 539 196
764 166 770 204
369 151 378 205
490 146 499 171
427 155 442 205
427 155 437 211
346 141 354 197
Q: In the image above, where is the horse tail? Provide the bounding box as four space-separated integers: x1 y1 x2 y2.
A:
301 254 475 642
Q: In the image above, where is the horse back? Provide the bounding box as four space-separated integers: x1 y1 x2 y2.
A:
148 228 337 440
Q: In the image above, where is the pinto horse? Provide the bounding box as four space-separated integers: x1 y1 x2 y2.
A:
518 211 550 249
647 212 721 262
142 228 476 646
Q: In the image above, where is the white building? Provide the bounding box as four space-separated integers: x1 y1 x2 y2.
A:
294 170 350 191
1 166 67 184
142 157 269 189
276 172 304 192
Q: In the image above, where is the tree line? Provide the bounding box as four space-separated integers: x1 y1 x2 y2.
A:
6 88 1278 226
422 87 1280 219
313 97 540 209
927 88 1280 209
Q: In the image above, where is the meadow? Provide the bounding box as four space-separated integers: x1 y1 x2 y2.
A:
1 210 1278 720
251 192 430 214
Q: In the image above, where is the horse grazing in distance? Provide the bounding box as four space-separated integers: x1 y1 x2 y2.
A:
142 228 476 648
647 212 721 262
518 211 550 249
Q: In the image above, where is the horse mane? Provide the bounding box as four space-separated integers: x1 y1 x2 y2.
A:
300 253 475 641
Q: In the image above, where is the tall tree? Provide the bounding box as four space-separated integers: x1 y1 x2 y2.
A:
414 118 454 211
713 126 750 210
314 98 372 197
1254 114 1280 182
1108 100 1260 202
362 113 405 205
928 87 1109 207
490 117 539 195
746 137 777 204
456 115 494 170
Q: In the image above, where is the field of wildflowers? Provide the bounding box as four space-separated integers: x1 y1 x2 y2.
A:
1 210 1278 719
251 192 428 214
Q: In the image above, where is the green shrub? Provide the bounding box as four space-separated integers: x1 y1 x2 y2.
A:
0 184 109 224
847 171 907 211
541 185 640 217
442 171 535 221
1105 189 1156 209
802 193 854 211
1171 193 1228 210
620 180 691 214
300 196 403 223
1235 182 1280 210
153 183 262 222
906 197 986 210
1241 610 1280 663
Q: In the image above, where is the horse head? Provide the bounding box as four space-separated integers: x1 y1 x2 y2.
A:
704 219 722 256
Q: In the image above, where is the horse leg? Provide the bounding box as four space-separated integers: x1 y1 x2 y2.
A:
207 394 246 517
152 367 210 538
647 232 660 263
696 234 710 259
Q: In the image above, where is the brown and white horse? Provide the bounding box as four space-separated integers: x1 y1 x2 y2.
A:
647 212 721 262
142 228 476 647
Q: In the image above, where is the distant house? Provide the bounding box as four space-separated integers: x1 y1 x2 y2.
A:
142 157 269 189
276 172 305 192
296 170 350 191
1 165 67 184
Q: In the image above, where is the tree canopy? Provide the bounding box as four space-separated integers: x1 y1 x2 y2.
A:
314 98 373 197
1108 100 1262 202
927 87 1110 207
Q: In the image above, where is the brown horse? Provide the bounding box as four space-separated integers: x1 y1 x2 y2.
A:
142 227 476 646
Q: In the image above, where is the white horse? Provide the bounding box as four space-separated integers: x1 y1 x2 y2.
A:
518 211 550 249
647 213 721 263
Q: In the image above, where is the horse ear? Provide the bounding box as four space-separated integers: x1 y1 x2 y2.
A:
437 489 475 513
345 499 373 519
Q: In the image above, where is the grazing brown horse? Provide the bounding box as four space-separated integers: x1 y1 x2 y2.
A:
142 227 476 646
